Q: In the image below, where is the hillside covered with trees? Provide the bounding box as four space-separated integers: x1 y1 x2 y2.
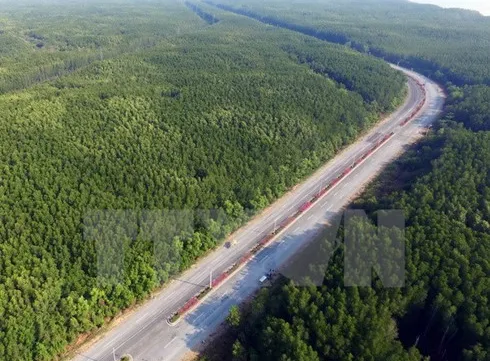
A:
0 0 206 93
201 1 490 361
0 1 407 360
209 0 490 85
215 127 490 361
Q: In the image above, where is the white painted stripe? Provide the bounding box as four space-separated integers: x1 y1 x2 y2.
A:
260 255 270 263
193 313 205 324
135 312 149 324
164 337 177 349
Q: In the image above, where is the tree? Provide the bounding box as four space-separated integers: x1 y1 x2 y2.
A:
226 305 241 328
231 340 246 361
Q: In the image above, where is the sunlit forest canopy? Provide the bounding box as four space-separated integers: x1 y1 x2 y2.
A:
210 0 490 85
0 1 408 360
197 1 490 361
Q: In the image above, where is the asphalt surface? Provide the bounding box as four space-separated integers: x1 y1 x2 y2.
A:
73 65 445 361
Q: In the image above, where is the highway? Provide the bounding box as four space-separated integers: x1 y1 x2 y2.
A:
73 65 445 361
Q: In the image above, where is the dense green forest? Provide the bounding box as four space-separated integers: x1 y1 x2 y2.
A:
215 127 490 361
0 1 407 360
0 0 206 93
200 1 490 361
208 0 490 85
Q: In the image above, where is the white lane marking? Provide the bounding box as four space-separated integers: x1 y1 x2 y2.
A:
293 227 300 232
198 305 225 329
332 191 338 197
321 202 329 209
164 336 177 349
260 255 270 263
193 313 205 324
135 312 149 324
307 214 314 220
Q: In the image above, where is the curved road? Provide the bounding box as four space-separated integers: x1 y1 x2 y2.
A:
73 65 445 361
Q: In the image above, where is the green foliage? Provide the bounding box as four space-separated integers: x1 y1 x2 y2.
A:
223 129 490 361
204 2 490 361
0 2 406 360
381 130 490 360
231 340 246 361
282 42 406 112
210 0 490 85
444 85 490 131
226 305 241 328
0 0 207 93
234 282 423 361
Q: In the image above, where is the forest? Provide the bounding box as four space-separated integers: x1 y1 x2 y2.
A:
199 1 490 361
0 1 407 360
212 124 490 361
208 0 490 85
0 0 206 93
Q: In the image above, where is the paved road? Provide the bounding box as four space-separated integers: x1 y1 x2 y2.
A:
73 66 445 361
